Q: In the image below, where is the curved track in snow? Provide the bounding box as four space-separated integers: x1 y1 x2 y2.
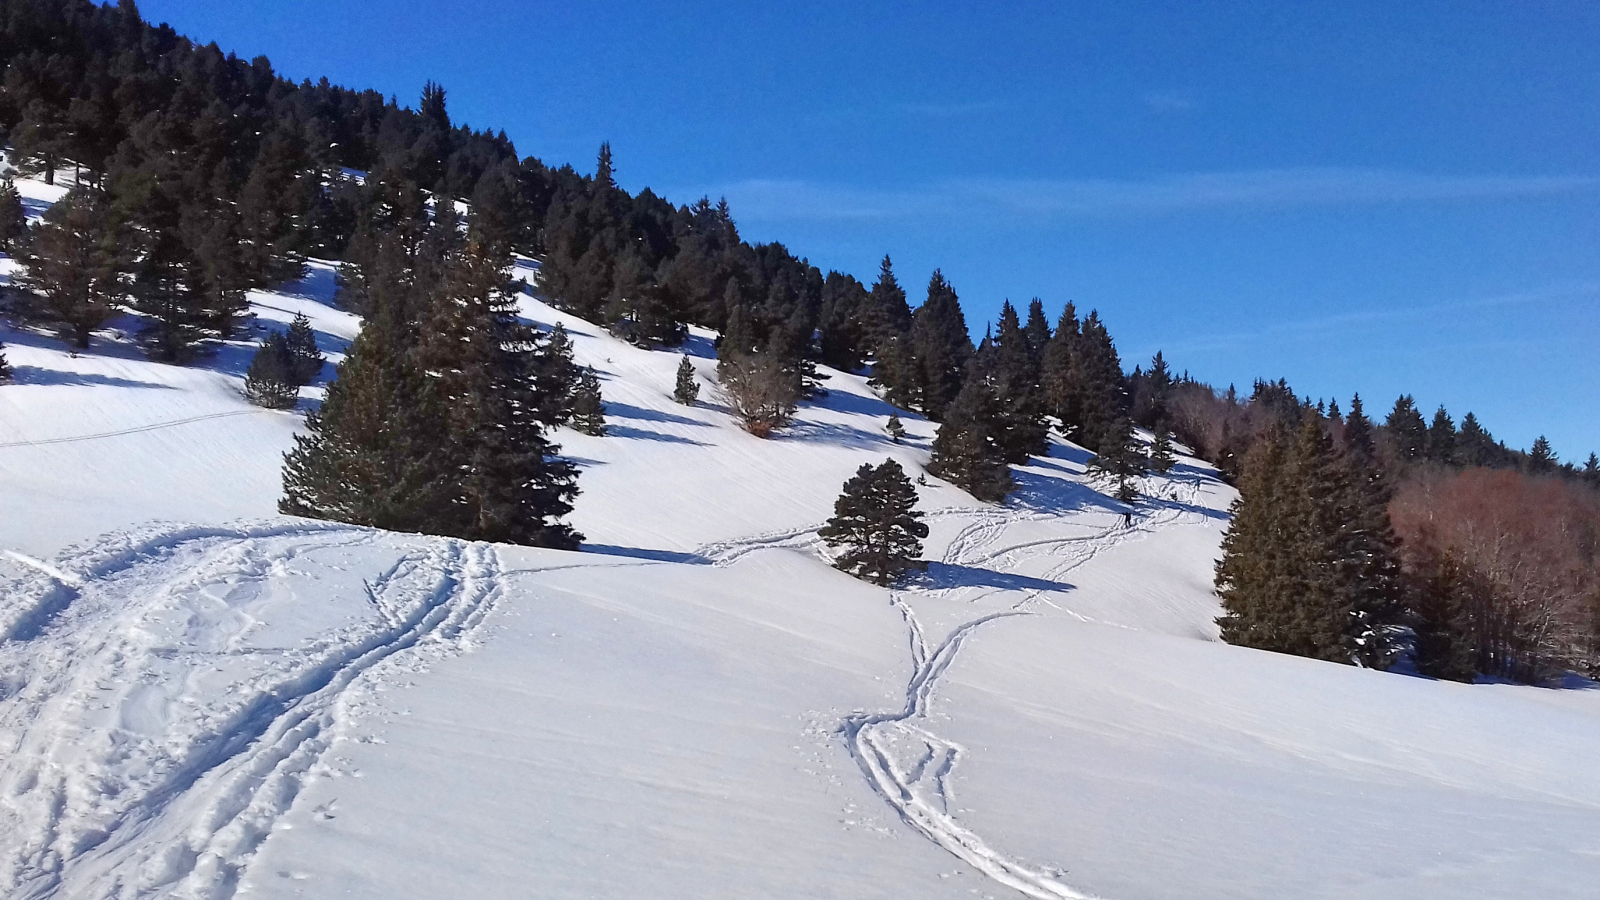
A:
0 524 509 900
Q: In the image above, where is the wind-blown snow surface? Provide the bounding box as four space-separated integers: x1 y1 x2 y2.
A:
2 177 1599 898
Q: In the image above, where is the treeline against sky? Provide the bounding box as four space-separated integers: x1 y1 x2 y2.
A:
0 0 1596 683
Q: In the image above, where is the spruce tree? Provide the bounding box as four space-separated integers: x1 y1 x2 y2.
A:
0 177 26 254
886 413 905 443
244 332 299 409
1088 417 1146 503
283 239 580 548
673 354 700 405
284 312 324 384
986 300 1049 462
908 270 972 420
529 322 579 427
1427 406 1457 463
1385 395 1428 462
927 378 1014 502
819 459 929 585
862 254 912 354
1528 436 1556 474
1148 422 1177 474
1023 298 1052 361
570 365 607 436
18 186 127 348
0 341 11 382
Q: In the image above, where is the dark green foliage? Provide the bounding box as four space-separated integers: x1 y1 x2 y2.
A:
1527 435 1556 474
1427 406 1456 463
244 332 299 409
817 271 869 371
886 413 905 443
530 323 577 426
1405 552 1485 682
908 270 972 419
1585 453 1600 489
285 313 324 384
1148 422 1177 474
570 365 607 436
1385 395 1428 462
0 341 11 382
281 238 581 549
819 459 929 585
17 185 127 348
1088 417 1146 503
861 255 912 356
1022 298 1051 359
1215 416 1405 667
673 354 700 405
927 379 1014 503
966 306 1048 464
0 177 27 253
1040 304 1126 453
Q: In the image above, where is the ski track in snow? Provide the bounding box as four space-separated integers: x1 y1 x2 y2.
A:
0 410 271 450
692 468 1209 899
0 465 1210 900
0 522 514 900
838 476 1207 900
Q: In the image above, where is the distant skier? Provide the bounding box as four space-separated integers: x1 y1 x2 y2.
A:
1122 511 1132 529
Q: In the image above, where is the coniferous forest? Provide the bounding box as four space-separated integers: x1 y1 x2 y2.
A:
1 0 1598 683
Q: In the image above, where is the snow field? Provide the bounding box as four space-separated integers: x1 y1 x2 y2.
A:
2 171 1598 899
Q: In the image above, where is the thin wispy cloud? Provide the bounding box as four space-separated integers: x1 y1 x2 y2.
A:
677 168 1600 224
1150 281 1600 358
1141 89 1198 113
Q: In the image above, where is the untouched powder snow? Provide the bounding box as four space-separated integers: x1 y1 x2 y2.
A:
2 173 1599 899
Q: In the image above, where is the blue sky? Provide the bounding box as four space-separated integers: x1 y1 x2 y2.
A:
145 0 1600 459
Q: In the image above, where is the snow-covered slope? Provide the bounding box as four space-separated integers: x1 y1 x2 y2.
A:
2 175 1598 900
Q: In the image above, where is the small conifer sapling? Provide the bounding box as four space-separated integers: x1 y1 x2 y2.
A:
673 354 699 406
244 332 299 409
886 413 905 443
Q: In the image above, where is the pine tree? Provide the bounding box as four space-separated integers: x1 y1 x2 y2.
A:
886 413 905 443
284 312 324 385
1527 436 1556 474
673 354 700 405
986 300 1049 462
0 341 11 382
1022 298 1052 361
819 459 929 585
1088 417 1147 503
908 269 972 419
570 365 607 436
927 378 1014 502
530 322 578 426
862 254 912 355
18 186 128 348
1385 395 1428 462
594 142 615 191
283 239 581 548
1216 415 1404 667
244 332 299 409
0 177 27 254
1584 453 1599 488
1427 405 1457 463
1148 422 1177 474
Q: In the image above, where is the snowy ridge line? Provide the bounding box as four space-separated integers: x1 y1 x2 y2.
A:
0 520 362 645
0 528 508 900
0 409 271 450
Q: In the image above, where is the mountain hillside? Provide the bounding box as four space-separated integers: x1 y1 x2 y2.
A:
2 172 1598 900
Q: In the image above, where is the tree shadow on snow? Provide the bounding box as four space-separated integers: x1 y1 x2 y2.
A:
603 424 708 446
580 543 709 564
605 401 710 428
907 562 1076 594
9 366 175 390
1006 468 1127 517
